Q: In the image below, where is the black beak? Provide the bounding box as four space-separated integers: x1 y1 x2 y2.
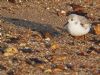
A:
62 22 69 32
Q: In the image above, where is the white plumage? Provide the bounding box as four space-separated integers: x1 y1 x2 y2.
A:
64 14 91 36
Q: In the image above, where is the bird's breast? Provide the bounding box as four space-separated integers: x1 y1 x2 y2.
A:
67 23 90 36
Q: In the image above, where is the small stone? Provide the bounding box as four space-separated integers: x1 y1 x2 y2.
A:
7 70 14 75
46 7 50 10
19 43 26 47
8 0 23 3
78 69 94 75
26 58 45 66
65 63 74 70
94 49 100 54
94 24 100 35
95 40 100 45
44 38 51 48
44 69 52 73
0 47 5 53
51 43 59 50
4 46 18 56
95 69 100 75
0 33 2 36
11 57 18 63
54 0 60 3
79 64 86 68
0 20 2 23
78 70 86 75
0 64 6 71
89 47 96 50
19 47 32 53
87 47 100 54
76 51 87 56
53 68 63 72
32 31 42 42
5 35 19 43
51 64 57 69
57 10 66 16
61 10 66 14
41 18 45 21
86 47 95 53
45 55 53 62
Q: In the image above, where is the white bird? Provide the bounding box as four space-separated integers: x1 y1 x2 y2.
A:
64 14 91 36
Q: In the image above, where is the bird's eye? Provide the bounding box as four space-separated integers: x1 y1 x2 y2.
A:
71 18 73 21
80 23 84 26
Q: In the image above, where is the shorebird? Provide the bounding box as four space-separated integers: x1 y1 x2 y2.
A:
64 14 91 36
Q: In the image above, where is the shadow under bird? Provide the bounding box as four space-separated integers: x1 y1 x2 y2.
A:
0 16 60 38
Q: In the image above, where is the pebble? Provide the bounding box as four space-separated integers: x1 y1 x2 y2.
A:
0 64 6 71
95 69 100 75
19 47 32 53
26 58 45 66
11 57 18 63
5 37 19 43
0 33 2 36
7 0 23 3
51 64 57 69
53 68 63 72
86 47 95 53
0 47 5 53
7 70 14 75
76 51 87 56
65 63 74 70
87 46 100 54
46 7 50 10
79 64 86 69
94 23 100 35
4 46 18 56
44 69 52 73
78 69 94 75
44 38 51 48
57 10 66 16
